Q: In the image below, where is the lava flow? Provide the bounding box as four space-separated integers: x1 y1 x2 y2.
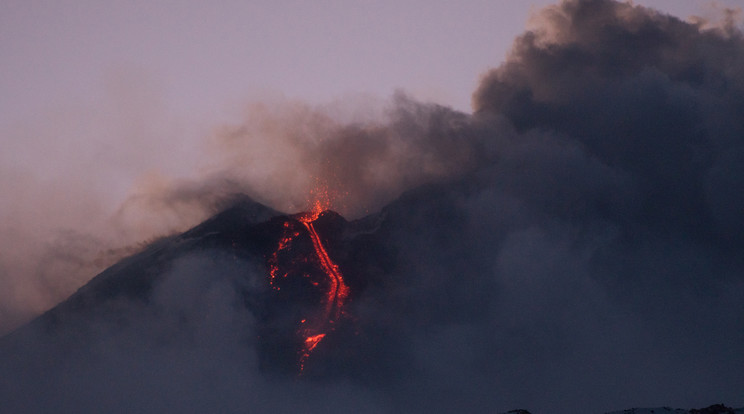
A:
266 198 350 371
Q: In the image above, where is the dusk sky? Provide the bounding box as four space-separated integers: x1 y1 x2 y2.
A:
2 1 741 184
3 1 742 118
1 1 741 199
1 1 739 212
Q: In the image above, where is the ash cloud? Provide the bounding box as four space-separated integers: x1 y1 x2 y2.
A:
2 1 744 413
195 92 479 217
356 0 744 411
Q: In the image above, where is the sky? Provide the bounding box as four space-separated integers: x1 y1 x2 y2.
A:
1 0 741 206
1 1 744 413
2 1 742 119
1 1 741 184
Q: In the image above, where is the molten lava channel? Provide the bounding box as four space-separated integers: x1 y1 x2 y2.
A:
298 213 350 319
266 202 350 371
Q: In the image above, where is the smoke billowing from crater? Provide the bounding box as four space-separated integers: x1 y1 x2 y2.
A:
193 93 479 218
2 1 744 413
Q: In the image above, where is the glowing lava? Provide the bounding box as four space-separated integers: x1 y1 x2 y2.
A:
266 193 350 371
298 207 350 319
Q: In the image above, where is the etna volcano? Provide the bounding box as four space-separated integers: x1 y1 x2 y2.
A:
2 187 742 413
0 195 384 374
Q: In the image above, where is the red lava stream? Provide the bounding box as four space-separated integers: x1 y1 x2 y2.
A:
267 202 350 371
298 215 349 319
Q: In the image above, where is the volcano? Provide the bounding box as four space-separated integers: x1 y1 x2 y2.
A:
1 185 743 413
0 194 405 412
0 195 390 377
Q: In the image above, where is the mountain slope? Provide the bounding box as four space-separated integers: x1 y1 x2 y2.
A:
1 184 742 413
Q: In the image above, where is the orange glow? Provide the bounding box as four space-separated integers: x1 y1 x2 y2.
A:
264 180 351 372
299 333 327 370
298 216 350 319
304 333 326 348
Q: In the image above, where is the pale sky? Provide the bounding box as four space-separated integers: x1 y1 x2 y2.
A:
1 0 741 195
2 1 741 117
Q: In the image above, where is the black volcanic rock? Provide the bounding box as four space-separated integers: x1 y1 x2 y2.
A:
0 195 392 380
690 404 739 414
4 198 281 338
1 180 743 413
0 195 405 412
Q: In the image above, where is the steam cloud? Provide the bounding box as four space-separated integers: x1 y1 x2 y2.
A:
2 1 744 413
